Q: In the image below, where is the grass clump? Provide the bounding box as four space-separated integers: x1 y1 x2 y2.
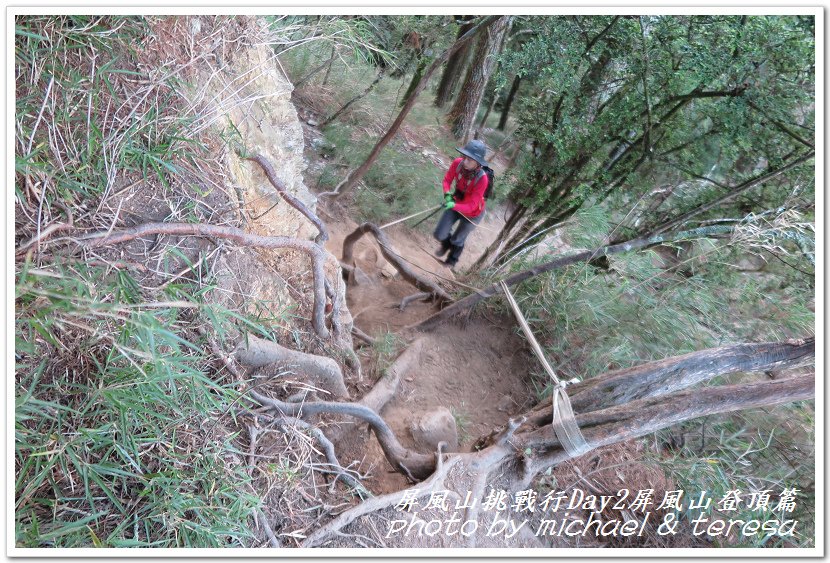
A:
15 261 263 547
14 15 324 548
367 331 405 378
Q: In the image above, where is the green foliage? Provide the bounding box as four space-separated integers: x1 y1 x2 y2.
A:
14 263 274 547
650 402 814 547
484 15 814 266
500 205 814 546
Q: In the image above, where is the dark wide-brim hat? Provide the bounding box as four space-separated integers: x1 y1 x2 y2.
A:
456 139 489 167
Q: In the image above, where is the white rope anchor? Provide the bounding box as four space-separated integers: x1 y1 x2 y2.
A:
500 281 591 459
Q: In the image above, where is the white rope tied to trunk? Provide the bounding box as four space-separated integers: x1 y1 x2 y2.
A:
500 281 591 459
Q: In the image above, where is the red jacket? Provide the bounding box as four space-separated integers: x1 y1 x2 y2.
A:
443 157 487 218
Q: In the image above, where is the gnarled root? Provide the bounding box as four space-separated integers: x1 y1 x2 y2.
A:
244 153 330 244
342 223 452 302
235 333 349 398
302 456 463 547
85 221 332 339
248 390 436 480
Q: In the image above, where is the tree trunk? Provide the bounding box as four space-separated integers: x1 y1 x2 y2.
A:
447 16 510 142
477 87 498 129
326 16 500 200
496 75 520 130
416 224 738 331
434 16 475 108
320 45 337 86
475 19 512 130
400 55 430 107
471 202 527 270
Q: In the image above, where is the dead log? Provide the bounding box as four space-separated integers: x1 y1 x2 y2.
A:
518 374 814 477
342 222 452 302
234 334 349 398
84 222 332 339
523 337 815 428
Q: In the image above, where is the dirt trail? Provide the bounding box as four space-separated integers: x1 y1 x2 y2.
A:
322 203 537 495
303 108 537 494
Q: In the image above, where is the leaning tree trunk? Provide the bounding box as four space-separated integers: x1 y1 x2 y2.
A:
298 337 814 547
434 15 476 107
416 224 742 331
400 54 430 107
447 16 510 142
497 74 521 130
325 16 499 200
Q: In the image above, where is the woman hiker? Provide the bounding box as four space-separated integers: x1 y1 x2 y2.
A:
434 139 489 269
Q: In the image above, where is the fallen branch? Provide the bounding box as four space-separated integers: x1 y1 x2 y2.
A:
245 153 329 244
235 333 349 398
342 222 452 302
273 417 371 498
84 221 331 339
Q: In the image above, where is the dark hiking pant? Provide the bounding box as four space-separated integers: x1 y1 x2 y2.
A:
433 209 484 265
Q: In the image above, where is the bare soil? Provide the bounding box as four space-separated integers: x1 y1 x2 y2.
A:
321 210 537 495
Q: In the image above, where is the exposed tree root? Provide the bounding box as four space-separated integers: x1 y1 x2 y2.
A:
244 153 330 244
255 507 282 548
342 222 452 302
299 373 814 547
399 291 431 311
84 221 332 339
351 326 376 346
302 456 462 547
248 390 436 480
357 338 425 414
235 334 350 398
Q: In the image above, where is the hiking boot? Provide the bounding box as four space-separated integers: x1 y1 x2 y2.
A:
445 244 464 267
443 258 459 271
435 239 451 257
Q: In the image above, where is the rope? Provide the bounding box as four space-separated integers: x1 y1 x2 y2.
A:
379 205 441 230
456 206 503 233
374 236 488 295
499 281 591 459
